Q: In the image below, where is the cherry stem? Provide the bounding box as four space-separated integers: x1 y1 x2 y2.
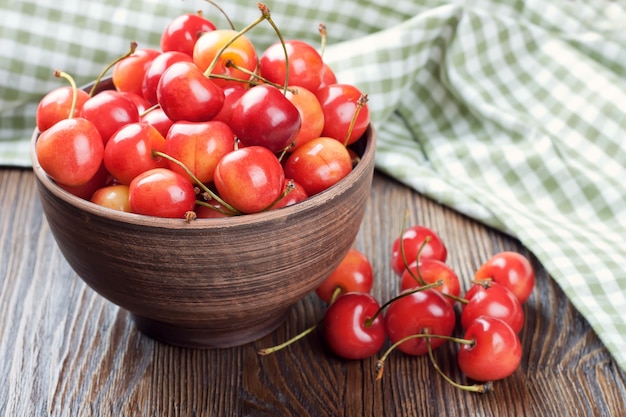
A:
318 23 327 58
195 199 236 216
365 280 444 327
203 0 235 30
223 60 296 92
54 70 78 119
342 94 368 147
152 150 241 215
257 3 290 94
426 336 492 394
261 179 295 211
89 41 137 97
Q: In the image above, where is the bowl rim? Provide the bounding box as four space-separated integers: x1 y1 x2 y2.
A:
31 122 376 230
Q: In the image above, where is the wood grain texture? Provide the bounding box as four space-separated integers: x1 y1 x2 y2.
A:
1 168 626 417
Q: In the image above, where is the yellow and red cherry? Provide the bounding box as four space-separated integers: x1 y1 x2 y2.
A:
165 120 235 184
128 168 196 218
213 145 285 214
285 86 324 151
211 84 248 126
112 48 160 97
383 288 456 356
58 162 111 200
160 13 217 57
283 136 352 196
36 117 104 187
316 83 370 145
193 29 258 88
103 122 168 185
259 39 324 91
80 90 140 144
195 201 235 219
91 184 131 212
269 179 308 210
400 259 461 306
457 316 522 382
317 63 337 91
230 84 302 152
156 61 225 122
140 107 174 138
390 225 448 276
141 51 192 106
322 292 387 360
36 86 90 132
315 248 374 304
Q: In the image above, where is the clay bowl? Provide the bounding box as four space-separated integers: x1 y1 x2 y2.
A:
31 83 376 348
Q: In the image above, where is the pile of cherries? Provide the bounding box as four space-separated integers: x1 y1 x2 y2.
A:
34 3 369 219
261 222 535 393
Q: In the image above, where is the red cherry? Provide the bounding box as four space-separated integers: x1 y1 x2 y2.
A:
461 282 525 334
140 107 174 138
213 146 285 214
317 63 337 90
259 40 324 91
91 184 131 212
474 251 535 304
283 136 352 196
390 225 447 276
457 316 522 382
80 90 140 144
165 120 235 184
316 83 370 145
128 168 196 218
193 29 257 88
160 13 217 57
58 161 110 200
315 248 374 304
323 292 386 360
103 122 168 185
195 201 235 218
157 61 225 122
36 86 90 132
400 259 461 306
383 288 456 356
112 48 160 97
35 117 104 187
142 51 193 106
269 179 309 210
230 84 302 152
211 84 248 126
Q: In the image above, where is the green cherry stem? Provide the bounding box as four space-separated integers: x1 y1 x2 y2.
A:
342 93 368 147
257 3 291 94
203 0 235 30
152 150 241 215
53 70 78 119
89 41 137 97
318 23 328 58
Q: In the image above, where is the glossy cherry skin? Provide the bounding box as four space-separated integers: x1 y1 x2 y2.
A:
230 84 302 152
461 282 525 334
193 29 257 88
323 292 386 360
91 184 131 212
213 146 285 214
112 48 160 97
269 179 308 210
195 201 235 218
211 84 247 126
160 13 217 57
157 61 225 123
383 288 456 356
316 248 374 304
317 63 337 90
142 51 193 106
283 136 352 196
140 107 174 138
457 316 522 382
128 168 196 218
165 120 235 184
400 259 461 306
36 86 90 132
103 122 168 185
316 83 370 145
390 225 448 276
80 90 140 144
36 118 104 187
58 161 111 200
285 86 325 151
474 251 535 304
259 40 324 91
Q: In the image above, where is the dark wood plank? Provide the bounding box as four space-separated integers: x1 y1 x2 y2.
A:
1 168 626 417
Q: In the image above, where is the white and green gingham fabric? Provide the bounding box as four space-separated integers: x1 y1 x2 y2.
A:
2 0 625 370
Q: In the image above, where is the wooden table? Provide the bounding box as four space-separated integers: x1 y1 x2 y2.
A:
2 167 625 416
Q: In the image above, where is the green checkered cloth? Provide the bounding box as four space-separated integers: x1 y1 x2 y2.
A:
2 0 626 371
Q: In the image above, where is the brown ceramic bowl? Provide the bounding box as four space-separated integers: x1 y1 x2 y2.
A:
31 80 376 348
